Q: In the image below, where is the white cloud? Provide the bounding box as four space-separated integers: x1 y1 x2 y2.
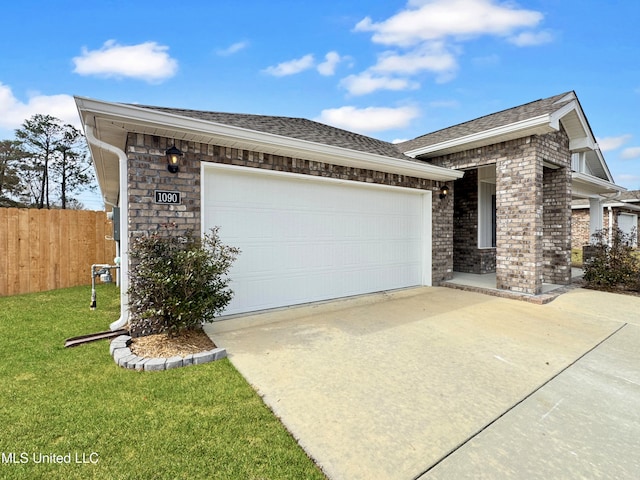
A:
473 53 501 66
350 0 548 93
355 0 543 46
340 72 419 96
372 42 457 76
597 134 633 151
428 99 460 109
73 40 178 83
0 83 79 131
317 51 343 76
621 147 640 160
315 105 420 133
509 30 554 46
216 41 249 56
263 54 315 76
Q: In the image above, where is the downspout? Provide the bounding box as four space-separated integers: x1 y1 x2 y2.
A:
104 199 121 288
85 125 129 331
608 206 613 247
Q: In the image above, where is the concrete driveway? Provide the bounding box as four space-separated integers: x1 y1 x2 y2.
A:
205 287 640 480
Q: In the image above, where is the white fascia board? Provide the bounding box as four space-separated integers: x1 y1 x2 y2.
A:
75 96 463 182
403 114 551 158
572 171 626 194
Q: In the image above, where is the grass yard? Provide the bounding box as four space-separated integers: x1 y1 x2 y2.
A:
0 285 325 480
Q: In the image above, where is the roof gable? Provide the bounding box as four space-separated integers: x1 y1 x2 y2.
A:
397 91 617 186
398 92 574 153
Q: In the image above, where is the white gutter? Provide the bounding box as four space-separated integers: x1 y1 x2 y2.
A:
85 125 129 331
403 114 550 157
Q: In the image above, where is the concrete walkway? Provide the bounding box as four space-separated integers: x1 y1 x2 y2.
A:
205 287 640 480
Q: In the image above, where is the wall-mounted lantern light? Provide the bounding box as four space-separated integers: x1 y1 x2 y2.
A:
165 145 183 174
439 184 450 200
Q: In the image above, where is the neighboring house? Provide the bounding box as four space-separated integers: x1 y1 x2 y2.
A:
572 191 640 247
75 91 624 326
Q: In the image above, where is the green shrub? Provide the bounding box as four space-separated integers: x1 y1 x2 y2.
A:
583 227 640 292
128 224 240 337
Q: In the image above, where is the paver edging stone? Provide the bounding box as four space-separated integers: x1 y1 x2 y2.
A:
110 335 226 371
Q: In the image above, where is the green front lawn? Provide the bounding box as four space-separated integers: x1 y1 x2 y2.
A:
0 285 325 480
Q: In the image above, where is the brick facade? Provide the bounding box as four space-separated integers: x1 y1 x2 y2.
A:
572 206 640 248
125 133 453 285
572 209 591 247
427 129 572 295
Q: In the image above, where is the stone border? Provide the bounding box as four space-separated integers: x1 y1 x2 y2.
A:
109 335 227 371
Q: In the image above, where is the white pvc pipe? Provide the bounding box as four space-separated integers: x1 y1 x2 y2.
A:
85 126 130 331
608 206 613 247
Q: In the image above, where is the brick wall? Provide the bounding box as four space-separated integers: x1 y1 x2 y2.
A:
125 133 453 284
572 209 591 247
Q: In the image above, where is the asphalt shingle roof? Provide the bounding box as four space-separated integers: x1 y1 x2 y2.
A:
133 104 411 160
397 91 576 153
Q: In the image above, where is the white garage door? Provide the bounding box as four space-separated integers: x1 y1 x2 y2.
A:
203 165 431 315
618 213 638 246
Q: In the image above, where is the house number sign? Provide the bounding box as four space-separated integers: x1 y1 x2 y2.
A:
154 190 182 205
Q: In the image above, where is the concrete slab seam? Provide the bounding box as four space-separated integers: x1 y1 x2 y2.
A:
411 322 630 480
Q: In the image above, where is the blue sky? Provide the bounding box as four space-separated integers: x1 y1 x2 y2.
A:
2 0 639 209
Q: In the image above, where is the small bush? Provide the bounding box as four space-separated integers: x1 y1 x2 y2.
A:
128 224 240 337
583 227 640 292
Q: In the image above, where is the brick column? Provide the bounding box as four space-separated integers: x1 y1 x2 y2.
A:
543 165 572 284
495 141 544 295
431 183 454 284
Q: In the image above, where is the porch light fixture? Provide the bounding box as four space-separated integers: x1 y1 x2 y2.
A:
165 144 183 174
439 184 450 199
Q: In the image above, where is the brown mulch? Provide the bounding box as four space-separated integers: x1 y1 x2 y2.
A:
130 329 217 358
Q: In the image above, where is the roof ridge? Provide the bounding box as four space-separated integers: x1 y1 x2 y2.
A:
399 91 574 146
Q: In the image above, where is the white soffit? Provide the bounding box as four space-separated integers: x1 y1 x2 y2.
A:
572 171 626 197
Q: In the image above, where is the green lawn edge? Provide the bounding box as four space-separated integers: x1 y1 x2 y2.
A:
0 285 325 480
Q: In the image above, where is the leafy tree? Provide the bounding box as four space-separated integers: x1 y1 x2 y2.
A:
14 114 96 209
0 140 27 207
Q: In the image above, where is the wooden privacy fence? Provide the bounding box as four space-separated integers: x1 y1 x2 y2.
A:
0 208 116 296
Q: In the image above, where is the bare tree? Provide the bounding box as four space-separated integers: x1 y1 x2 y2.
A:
52 125 94 209
14 114 96 209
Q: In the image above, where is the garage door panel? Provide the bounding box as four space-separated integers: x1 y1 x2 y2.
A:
203 167 429 315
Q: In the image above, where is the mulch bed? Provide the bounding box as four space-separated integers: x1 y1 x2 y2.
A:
130 329 217 358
